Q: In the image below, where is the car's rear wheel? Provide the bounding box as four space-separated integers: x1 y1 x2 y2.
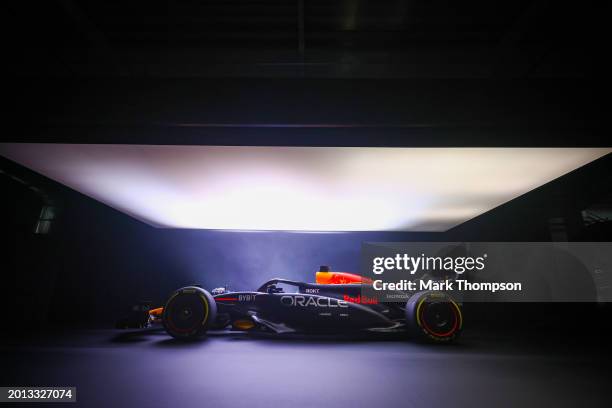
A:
405 291 462 343
162 286 217 340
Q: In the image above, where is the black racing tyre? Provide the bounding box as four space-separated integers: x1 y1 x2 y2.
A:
405 291 462 343
162 286 217 340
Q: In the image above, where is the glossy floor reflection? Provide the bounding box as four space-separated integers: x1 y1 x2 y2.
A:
1 329 609 408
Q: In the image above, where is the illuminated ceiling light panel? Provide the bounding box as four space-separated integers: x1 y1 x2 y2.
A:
0 144 609 231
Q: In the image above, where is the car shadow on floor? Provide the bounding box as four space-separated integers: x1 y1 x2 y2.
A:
109 327 475 353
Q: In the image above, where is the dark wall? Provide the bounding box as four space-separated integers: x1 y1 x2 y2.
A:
448 154 612 241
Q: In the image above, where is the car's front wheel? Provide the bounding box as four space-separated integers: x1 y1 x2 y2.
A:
162 286 217 340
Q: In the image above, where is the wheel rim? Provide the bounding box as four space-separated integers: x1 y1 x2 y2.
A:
165 293 207 334
419 300 460 338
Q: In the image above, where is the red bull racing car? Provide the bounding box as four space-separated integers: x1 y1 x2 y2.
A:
118 266 463 343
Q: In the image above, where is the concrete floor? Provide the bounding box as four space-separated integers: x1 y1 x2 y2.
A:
1 329 609 408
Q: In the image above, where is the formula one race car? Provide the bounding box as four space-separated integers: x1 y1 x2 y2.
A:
118 266 463 343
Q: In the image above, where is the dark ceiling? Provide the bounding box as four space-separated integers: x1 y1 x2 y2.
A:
8 0 601 79
4 1 604 147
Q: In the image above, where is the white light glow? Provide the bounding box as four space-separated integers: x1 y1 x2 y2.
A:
0 144 609 231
